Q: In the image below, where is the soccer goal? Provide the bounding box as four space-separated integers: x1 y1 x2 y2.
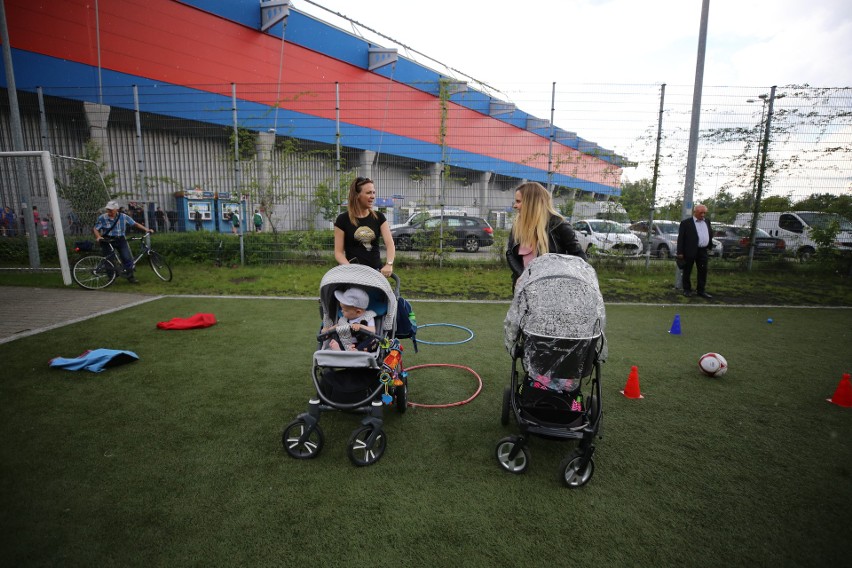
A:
0 151 72 285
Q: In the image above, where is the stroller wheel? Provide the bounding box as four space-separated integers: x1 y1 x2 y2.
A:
394 384 408 414
495 436 529 474
500 386 512 426
282 419 324 459
347 426 386 467
559 449 595 488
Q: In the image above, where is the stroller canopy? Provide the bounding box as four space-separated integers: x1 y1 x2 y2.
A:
319 264 397 334
504 254 606 352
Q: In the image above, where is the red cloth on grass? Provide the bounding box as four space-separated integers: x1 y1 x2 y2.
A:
156 313 217 330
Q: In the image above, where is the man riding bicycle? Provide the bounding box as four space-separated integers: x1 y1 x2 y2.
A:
92 200 154 284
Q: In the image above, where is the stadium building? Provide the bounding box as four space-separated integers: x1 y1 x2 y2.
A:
1 0 629 231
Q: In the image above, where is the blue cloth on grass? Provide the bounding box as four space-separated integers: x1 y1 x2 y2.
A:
49 349 139 373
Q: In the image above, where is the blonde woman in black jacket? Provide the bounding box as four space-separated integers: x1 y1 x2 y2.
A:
506 182 587 288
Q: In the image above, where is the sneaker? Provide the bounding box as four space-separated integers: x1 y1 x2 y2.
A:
127 276 140 284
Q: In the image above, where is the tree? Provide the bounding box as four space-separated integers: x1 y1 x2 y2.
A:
55 140 116 229
794 193 852 220
618 179 654 222
313 171 354 224
758 195 794 212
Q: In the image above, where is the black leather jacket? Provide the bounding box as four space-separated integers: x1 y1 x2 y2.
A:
506 215 587 286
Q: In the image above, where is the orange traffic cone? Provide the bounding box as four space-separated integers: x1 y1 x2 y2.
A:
621 365 644 399
827 373 852 407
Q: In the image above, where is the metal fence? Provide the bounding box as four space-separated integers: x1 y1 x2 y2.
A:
1 82 850 268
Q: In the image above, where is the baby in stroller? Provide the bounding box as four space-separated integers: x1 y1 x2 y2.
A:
282 264 408 467
497 253 606 488
321 287 377 351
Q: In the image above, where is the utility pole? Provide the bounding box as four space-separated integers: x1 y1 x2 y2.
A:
677 0 710 290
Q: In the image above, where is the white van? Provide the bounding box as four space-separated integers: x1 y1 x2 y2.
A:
733 211 852 260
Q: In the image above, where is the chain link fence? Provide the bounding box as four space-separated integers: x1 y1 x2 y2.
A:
1 82 850 271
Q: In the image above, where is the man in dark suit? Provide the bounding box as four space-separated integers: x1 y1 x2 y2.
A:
676 203 713 299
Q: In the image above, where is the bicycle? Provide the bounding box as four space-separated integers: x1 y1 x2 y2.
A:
72 235 173 290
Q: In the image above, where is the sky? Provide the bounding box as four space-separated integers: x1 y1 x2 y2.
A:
292 0 852 200
294 0 852 91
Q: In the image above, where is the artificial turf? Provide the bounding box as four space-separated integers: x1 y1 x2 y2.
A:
1 298 850 567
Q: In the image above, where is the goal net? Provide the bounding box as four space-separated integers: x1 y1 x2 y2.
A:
0 151 111 285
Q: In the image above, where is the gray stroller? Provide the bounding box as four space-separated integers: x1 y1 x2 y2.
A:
282 264 407 467
498 254 606 487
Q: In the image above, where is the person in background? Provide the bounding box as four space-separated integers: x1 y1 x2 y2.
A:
67 210 82 235
676 203 713 299
1 206 13 236
230 210 240 234
333 176 395 278
93 200 154 284
506 181 587 289
253 209 263 232
32 206 40 234
155 207 166 233
40 214 50 237
193 208 203 231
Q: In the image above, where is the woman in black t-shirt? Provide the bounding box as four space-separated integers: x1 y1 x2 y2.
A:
334 176 396 277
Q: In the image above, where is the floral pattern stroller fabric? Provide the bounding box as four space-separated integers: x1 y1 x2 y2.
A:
498 254 607 487
281 264 408 467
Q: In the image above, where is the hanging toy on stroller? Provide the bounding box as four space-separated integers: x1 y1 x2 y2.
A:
498 254 606 487
282 264 408 467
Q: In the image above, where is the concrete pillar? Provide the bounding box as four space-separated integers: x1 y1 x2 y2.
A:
358 150 377 178
83 102 110 153
477 171 493 214
254 131 276 231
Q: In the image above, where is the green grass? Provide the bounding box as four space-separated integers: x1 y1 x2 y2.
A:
1 298 850 566
2 258 852 305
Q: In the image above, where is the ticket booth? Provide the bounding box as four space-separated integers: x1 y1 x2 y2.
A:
215 192 248 234
175 187 216 232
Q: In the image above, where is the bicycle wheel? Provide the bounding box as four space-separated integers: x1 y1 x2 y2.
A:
72 255 117 290
148 250 173 282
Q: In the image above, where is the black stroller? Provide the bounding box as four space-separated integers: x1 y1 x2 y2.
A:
497 254 606 487
282 264 408 467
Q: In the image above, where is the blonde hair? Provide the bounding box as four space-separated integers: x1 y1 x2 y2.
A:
511 182 562 256
347 176 378 225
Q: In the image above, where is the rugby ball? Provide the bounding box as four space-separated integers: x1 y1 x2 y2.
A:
698 352 728 377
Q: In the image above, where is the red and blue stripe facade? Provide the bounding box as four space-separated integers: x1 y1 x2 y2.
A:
2 0 623 195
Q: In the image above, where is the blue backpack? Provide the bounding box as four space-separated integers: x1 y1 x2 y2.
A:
395 296 418 352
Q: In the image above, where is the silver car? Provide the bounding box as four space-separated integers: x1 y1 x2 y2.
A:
629 220 722 259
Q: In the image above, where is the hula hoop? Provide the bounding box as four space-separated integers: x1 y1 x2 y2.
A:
415 323 475 346
405 363 482 408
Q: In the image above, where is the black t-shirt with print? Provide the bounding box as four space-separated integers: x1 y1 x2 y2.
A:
334 211 387 269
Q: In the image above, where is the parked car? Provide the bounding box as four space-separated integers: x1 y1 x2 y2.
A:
573 219 643 257
391 215 493 253
629 220 722 258
390 208 469 230
712 224 786 258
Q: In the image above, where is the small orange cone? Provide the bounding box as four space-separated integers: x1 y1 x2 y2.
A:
621 365 644 399
827 373 852 407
